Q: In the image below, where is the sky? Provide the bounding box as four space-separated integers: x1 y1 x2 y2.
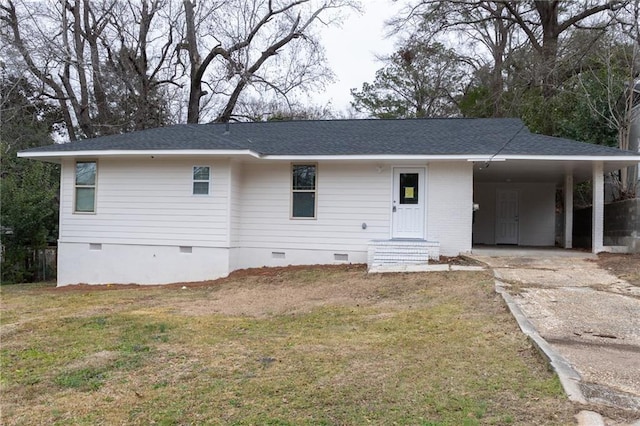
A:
317 0 405 113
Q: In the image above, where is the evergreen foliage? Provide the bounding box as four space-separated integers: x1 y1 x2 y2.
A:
1 76 61 283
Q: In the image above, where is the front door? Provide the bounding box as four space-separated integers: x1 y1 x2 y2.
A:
495 189 519 244
392 168 425 239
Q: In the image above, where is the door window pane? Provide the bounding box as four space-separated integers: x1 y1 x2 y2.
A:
400 173 419 204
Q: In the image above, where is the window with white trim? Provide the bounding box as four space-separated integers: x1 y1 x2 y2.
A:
291 164 316 218
75 161 97 213
192 166 210 195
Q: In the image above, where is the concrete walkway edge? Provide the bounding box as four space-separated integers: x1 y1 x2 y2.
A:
494 278 587 404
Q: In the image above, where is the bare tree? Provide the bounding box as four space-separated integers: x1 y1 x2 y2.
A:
499 0 626 96
533 0 639 198
1 0 178 140
576 1 640 197
391 0 628 123
2 0 356 135
1 1 79 139
390 1 528 117
177 0 356 123
102 0 180 130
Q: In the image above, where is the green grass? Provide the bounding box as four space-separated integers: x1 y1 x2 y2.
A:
0 267 577 425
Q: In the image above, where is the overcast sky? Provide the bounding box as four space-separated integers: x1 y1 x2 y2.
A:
316 0 405 113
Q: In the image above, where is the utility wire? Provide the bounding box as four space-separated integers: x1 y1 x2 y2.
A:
484 122 526 168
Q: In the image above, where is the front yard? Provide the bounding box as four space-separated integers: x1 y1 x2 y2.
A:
1 265 576 425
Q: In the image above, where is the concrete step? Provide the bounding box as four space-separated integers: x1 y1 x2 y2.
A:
367 239 440 269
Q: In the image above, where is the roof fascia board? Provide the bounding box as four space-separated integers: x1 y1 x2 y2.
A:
495 155 640 161
260 154 640 161
17 149 262 159
261 155 497 161
17 152 640 162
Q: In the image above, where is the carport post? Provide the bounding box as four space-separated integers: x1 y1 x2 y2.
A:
592 162 604 253
563 174 573 248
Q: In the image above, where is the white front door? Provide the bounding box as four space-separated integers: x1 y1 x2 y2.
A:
392 168 425 239
495 189 519 244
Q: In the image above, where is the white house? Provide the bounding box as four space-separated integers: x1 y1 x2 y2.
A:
19 118 640 286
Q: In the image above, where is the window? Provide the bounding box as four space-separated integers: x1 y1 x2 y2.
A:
192 166 210 195
292 164 316 218
75 161 97 213
399 173 419 204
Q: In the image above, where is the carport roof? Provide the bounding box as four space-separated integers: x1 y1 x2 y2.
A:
18 118 640 159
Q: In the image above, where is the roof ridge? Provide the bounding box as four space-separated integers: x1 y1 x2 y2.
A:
201 117 525 126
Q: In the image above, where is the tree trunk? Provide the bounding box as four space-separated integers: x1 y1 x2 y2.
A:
83 0 113 135
183 0 202 124
490 3 508 117
534 1 560 98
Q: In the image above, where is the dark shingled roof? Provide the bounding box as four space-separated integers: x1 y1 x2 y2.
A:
20 118 638 157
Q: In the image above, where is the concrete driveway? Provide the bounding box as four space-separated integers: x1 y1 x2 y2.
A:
469 248 640 423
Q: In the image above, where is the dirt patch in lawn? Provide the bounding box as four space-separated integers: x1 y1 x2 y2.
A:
45 264 365 293
43 262 490 318
595 253 640 287
43 257 482 295
171 265 490 317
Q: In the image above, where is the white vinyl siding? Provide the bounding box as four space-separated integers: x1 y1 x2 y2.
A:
229 161 243 247
238 162 390 252
60 158 230 247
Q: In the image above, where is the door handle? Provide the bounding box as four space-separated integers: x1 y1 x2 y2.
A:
392 206 397 212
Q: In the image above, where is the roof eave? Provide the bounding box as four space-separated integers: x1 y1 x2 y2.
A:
17 149 262 160
17 151 640 164
260 154 501 161
259 154 640 161
496 154 640 161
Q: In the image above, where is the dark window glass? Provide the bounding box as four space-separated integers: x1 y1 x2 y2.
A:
193 166 210 195
75 188 95 212
76 162 96 185
75 161 96 212
193 166 210 181
292 192 315 218
399 173 419 204
193 182 209 195
292 165 315 190
292 164 316 218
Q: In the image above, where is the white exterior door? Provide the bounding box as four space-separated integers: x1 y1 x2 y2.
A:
392 168 425 239
495 189 519 244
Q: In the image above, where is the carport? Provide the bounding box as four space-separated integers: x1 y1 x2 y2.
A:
471 155 639 253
